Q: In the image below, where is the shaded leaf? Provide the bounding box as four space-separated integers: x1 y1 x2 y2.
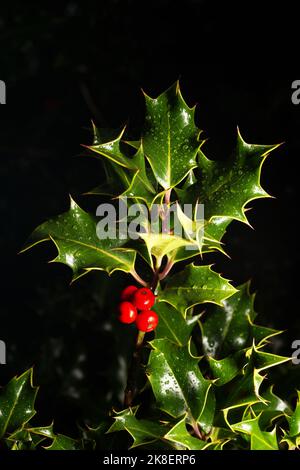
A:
201 282 281 358
46 434 81 450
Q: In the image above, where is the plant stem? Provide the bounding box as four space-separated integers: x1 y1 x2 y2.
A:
159 258 174 280
130 269 149 287
123 331 146 408
124 266 161 407
191 419 205 440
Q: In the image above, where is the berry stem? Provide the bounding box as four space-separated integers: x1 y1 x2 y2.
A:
159 258 174 280
130 269 148 287
123 330 145 408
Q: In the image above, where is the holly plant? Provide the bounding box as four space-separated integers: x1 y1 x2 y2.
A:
1 82 299 451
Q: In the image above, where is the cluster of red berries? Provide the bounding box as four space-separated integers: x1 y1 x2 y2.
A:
118 285 158 332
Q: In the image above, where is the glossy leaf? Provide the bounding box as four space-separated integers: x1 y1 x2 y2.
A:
201 282 281 358
147 339 211 422
231 414 278 450
207 351 246 386
164 417 207 450
184 130 280 224
287 390 300 437
281 390 300 448
108 408 168 448
250 386 291 429
0 368 38 438
46 434 81 450
21 197 136 281
154 302 200 346
158 264 236 315
142 81 202 189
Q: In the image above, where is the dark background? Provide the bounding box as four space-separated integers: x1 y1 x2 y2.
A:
0 0 299 435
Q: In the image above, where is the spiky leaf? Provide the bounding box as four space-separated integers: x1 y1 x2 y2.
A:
201 283 281 358
0 369 38 438
21 197 136 281
154 302 200 346
108 408 168 448
158 264 236 315
142 82 202 189
231 414 278 450
147 339 212 423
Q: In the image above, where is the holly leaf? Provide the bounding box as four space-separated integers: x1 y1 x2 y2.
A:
164 417 208 450
108 408 168 448
139 232 197 268
201 282 281 358
142 81 202 189
286 390 300 437
154 302 200 346
207 351 246 386
46 434 81 450
231 414 279 450
84 126 132 169
147 339 212 424
281 390 300 449
158 264 236 315
221 344 290 421
177 131 280 253
0 368 38 438
250 386 291 429
185 130 280 224
21 197 136 282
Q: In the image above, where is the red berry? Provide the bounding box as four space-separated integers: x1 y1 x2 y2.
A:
118 301 137 324
135 310 159 332
132 288 155 310
120 285 138 301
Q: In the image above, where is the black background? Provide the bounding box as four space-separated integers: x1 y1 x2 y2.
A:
0 0 299 436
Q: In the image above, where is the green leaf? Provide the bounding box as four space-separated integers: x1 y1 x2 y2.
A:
46 434 81 450
139 232 197 267
281 390 300 448
147 339 212 422
207 351 246 386
158 264 236 315
201 282 281 358
85 126 132 169
108 408 168 448
0 368 38 438
247 342 291 372
221 368 265 416
287 390 300 437
250 386 291 429
164 417 208 450
281 391 300 450
142 81 202 189
21 197 136 281
185 130 280 224
231 414 279 450
221 345 290 419
154 302 200 346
